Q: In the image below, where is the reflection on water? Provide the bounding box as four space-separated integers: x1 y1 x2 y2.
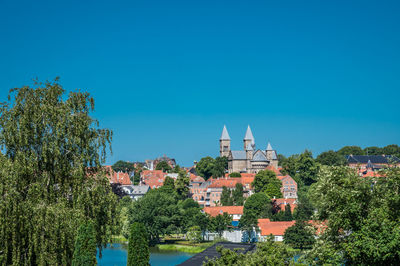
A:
97 243 193 266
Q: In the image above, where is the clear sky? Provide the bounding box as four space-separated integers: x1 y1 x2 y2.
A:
1 0 399 166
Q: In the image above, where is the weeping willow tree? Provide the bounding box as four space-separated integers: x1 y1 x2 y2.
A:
0 79 118 265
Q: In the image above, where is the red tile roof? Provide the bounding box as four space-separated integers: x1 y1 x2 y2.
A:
258 219 296 236
273 198 297 212
266 165 282 176
104 165 132 185
203 206 244 217
208 178 240 188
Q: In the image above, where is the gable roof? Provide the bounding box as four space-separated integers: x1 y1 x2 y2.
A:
252 150 268 162
220 125 231 140
346 155 400 164
266 142 273 151
208 178 240 188
258 219 296 236
203 206 244 217
231 150 247 160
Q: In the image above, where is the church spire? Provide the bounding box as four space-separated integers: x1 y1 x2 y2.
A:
244 125 254 141
266 142 273 151
220 125 231 140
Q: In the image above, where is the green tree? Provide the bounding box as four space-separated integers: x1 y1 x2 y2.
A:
155 161 172 172
220 186 232 206
187 226 202 243
229 172 241 177
382 144 400 157
0 81 118 265
363 146 382 155
210 212 232 237
129 189 180 245
282 204 293 221
337 145 365 155
295 150 320 186
283 221 315 250
174 170 190 199
118 196 133 239
161 176 175 194
204 237 295 265
213 156 228 178
316 150 346 166
240 193 272 235
252 170 282 198
232 183 244 206
72 221 97 266
127 222 150 266
196 156 215 180
306 166 400 264
293 193 314 221
112 160 135 173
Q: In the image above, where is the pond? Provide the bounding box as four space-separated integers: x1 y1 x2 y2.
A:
97 244 194 266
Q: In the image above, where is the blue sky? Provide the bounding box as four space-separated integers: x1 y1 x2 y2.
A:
1 0 399 166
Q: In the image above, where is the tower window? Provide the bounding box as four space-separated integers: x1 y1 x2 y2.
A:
223 146 229 151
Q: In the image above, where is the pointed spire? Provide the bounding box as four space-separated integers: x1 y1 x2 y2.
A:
220 125 230 140
366 159 373 169
244 125 254 141
266 142 273 151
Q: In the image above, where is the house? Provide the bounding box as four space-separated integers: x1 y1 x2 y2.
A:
220 125 279 174
205 178 242 207
277 175 298 199
273 198 297 212
189 175 209 207
141 170 167 189
104 166 132 185
145 155 176 170
257 218 295 242
346 155 400 170
202 206 244 221
121 185 150 200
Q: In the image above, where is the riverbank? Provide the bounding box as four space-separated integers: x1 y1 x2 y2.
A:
156 240 216 253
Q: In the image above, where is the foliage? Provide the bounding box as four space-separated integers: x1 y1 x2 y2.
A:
72 221 97 266
252 170 282 198
232 183 244 206
306 166 400 264
209 212 232 237
282 204 293 221
196 156 228 180
155 161 172 172
292 192 314 221
220 186 233 206
229 172 241 177
0 81 118 265
161 176 175 194
284 221 315 250
127 222 150 266
129 189 181 245
240 193 272 233
187 226 202 243
118 196 133 239
316 150 346 166
204 237 297 265
111 182 129 199
112 160 135 173
196 156 215 180
337 145 364 155
213 156 228 178
175 170 190 199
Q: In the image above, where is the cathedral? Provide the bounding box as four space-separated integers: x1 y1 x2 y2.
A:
220 125 279 174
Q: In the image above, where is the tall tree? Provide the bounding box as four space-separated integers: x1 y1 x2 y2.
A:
112 160 135 173
283 221 315 250
213 156 228 178
0 81 117 265
282 204 293 221
252 170 282 198
232 183 244 206
155 161 172 172
127 222 150 266
196 156 215 180
210 212 232 237
72 221 97 266
220 186 233 206
316 150 346 166
240 193 272 237
174 170 190 199
295 150 320 186
337 145 365 155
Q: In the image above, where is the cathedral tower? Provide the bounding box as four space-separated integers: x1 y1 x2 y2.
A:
220 125 231 157
243 125 255 150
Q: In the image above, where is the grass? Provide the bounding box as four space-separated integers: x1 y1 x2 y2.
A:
111 235 128 243
156 239 216 253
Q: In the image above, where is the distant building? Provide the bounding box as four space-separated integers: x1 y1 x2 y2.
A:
202 206 244 221
104 165 132 185
145 155 176 170
257 219 295 242
346 155 400 170
121 185 150 200
277 175 298 199
220 125 279 174
273 198 297 212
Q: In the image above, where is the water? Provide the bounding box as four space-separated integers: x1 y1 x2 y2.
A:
97 244 194 266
